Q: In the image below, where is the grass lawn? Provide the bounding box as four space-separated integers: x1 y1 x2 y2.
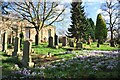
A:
32 42 66 55
83 42 119 51
33 42 119 54
33 42 120 54
1 42 120 79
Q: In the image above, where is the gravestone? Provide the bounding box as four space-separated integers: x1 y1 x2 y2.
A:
12 37 21 56
8 37 11 44
48 36 53 47
69 41 74 47
12 36 15 45
76 42 83 48
7 31 13 44
0 31 2 51
22 40 34 67
62 37 67 46
10 31 13 44
55 34 58 45
47 52 52 57
2 32 8 52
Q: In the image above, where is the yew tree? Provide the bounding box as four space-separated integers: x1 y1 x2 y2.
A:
95 13 107 47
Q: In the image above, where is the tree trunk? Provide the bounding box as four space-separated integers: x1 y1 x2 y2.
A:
35 31 39 46
109 12 115 47
97 39 100 47
110 27 115 47
87 36 91 45
76 36 79 43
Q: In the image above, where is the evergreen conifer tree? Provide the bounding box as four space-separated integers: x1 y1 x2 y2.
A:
95 13 107 47
67 0 88 43
87 18 96 41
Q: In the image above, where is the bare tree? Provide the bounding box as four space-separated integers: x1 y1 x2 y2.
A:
10 0 66 45
101 0 120 47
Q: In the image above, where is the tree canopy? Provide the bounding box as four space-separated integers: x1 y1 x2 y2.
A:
95 13 107 44
67 1 88 43
8 1 66 45
101 0 120 47
86 18 96 41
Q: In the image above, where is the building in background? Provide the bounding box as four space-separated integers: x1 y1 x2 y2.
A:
0 15 56 45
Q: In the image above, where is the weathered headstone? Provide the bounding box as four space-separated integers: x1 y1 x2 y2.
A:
55 34 59 45
48 36 53 47
2 32 8 52
69 41 74 47
12 36 15 45
55 45 59 49
10 31 14 44
22 40 34 67
12 37 21 56
62 37 67 46
8 37 11 44
0 31 2 51
47 52 52 57
7 31 13 44
20 32 24 48
97 43 100 47
76 42 83 48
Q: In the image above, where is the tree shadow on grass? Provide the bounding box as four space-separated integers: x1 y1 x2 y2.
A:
45 50 120 79
2 56 24 79
1 50 120 79
2 57 23 68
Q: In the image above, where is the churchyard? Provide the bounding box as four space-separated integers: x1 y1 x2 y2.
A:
0 37 119 79
0 0 120 79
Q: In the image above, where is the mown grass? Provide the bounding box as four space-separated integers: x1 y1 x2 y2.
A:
33 42 119 55
0 51 23 77
83 42 119 51
0 52 2 66
32 43 66 54
31 42 119 61
32 43 76 60
2 51 119 79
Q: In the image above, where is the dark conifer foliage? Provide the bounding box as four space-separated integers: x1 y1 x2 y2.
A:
95 13 107 47
67 1 88 43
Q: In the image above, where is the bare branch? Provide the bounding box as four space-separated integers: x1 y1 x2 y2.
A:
45 8 65 27
10 1 65 35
